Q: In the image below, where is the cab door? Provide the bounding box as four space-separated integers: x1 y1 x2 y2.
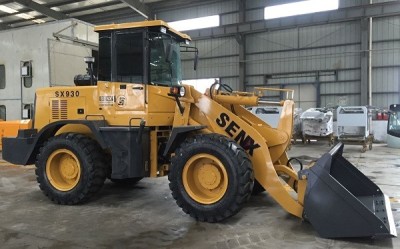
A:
115 31 147 112
97 30 147 113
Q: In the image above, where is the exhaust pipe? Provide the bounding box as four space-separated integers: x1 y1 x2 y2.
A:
299 143 397 238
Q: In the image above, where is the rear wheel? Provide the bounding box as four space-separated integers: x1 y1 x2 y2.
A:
35 133 107 204
169 134 254 222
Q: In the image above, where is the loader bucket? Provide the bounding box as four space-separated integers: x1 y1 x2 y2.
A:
299 143 397 238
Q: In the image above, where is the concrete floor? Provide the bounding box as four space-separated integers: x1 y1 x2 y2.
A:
0 142 399 249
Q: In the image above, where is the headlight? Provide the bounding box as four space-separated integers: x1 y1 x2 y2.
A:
179 86 186 97
169 86 185 97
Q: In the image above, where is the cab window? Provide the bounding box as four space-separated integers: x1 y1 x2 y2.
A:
98 32 111 81
115 32 143 83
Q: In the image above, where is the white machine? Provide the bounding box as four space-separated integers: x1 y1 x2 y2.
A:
300 108 334 145
337 106 373 152
247 106 282 128
301 108 333 137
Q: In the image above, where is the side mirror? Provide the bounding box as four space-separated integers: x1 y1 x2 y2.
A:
180 45 199 70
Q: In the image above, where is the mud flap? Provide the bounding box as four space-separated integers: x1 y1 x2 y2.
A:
299 143 397 238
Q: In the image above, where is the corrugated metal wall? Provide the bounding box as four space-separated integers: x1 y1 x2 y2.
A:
160 0 240 89
372 16 400 108
182 37 239 89
175 0 400 109
244 21 362 108
158 1 238 22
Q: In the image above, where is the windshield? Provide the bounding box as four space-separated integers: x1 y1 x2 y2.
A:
389 111 400 132
149 33 182 86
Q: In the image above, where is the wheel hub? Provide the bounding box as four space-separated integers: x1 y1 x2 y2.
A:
46 149 81 191
60 155 79 180
198 164 221 190
182 153 229 204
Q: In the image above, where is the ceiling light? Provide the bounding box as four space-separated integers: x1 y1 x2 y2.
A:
0 5 18 14
33 19 45 24
264 0 339 20
168 15 220 32
16 13 34 19
51 7 61 11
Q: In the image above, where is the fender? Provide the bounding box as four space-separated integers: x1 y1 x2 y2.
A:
163 125 206 157
2 120 108 165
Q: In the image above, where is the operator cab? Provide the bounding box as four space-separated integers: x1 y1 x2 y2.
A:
91 20 196 87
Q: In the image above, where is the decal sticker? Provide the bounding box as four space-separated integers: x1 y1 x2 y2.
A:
216 112 261 156
117 96 126 107
55 91 80 98
99 96 115 107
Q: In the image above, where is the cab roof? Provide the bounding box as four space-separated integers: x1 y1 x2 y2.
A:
94 20 191 41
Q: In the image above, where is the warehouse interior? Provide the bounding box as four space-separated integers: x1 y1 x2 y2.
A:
0 0 400 248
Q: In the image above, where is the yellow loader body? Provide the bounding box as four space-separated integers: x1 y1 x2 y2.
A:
0 119 32 151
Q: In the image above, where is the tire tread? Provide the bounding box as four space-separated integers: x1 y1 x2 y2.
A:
35 133 107 205
169 133 254 222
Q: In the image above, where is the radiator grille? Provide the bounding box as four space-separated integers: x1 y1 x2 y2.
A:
51 99 68 120
51 100 59 120
60 100 68 120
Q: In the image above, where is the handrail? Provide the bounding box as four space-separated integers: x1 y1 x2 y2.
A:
254 87 294 100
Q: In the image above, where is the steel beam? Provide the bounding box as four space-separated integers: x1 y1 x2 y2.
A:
14 0 67 20
360 18 370 106
78 8 134 24
148 0 223 13
120 0 153 20
53 33 99 50
0 1 122 29
0 0 89 19
237 0 246 92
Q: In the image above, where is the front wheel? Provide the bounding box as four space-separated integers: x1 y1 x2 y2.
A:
169 134 254 222
35 133 107 204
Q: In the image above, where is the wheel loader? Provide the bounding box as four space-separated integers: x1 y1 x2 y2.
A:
1 20 397 239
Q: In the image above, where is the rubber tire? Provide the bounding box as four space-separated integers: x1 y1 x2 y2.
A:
35 133 107 205
169 134 254 223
